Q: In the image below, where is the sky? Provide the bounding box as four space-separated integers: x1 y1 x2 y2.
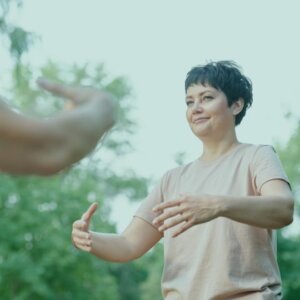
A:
2 0 300 230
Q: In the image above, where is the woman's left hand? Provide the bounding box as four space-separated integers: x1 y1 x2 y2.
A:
152 194 222 237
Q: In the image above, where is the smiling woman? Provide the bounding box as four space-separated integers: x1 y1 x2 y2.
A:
72 61 294 300
185 84 242 141
183 61 251 147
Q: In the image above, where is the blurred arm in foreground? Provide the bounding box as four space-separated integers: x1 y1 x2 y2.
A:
0 78 117 175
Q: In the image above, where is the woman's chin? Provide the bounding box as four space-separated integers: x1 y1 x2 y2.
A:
192 129 210 140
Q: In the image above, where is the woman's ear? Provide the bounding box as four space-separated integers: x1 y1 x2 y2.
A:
231 98 244 115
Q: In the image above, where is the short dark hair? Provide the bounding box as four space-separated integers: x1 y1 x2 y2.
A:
185 60 253 125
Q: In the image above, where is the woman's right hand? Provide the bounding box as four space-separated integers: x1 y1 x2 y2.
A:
72 202 98 252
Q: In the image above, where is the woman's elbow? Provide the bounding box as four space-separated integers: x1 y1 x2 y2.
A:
281 197 294 227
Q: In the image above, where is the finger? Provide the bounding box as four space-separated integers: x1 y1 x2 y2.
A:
158 214 187 232
75 243 92 252
152 199 182 213
37 77 85 101
72 236 92 248
153 206 183 226
73 220 88 231
172 220 193 238
81 202 98 223
72 229 91 240
152 220 164 229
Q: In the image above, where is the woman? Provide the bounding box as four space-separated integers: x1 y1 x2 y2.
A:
72 61 294 299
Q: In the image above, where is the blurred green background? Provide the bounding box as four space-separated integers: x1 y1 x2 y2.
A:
0 1 299 299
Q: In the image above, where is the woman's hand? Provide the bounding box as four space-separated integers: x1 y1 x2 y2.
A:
152 194 221 237
72 203 98 252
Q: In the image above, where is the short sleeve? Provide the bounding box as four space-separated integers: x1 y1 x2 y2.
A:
252 145 290 193
133 172 168 225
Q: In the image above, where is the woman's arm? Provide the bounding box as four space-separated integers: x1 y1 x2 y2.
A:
219 179 294 228
152 179 294 237
72 203 162 263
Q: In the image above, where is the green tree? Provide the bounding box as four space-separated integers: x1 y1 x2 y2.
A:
140 244 164 300
0 0 36 63
0 61 156 299
276 118 300 299
0 3 166 299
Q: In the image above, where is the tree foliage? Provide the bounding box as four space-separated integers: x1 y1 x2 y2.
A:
0 61 164 299
0 3 165 297
276 117 300 299
0 0 36 63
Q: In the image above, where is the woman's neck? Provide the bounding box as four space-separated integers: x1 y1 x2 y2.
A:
200 134 240 162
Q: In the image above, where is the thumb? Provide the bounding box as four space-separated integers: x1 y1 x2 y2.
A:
36 77 76 100
37 78 75 111
81 202 98 226
36 77 59 92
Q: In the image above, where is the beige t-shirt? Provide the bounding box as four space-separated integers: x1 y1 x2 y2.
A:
134 144 289 300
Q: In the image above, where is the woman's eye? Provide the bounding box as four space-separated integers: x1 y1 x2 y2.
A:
203 96 213 101
186 101 193 106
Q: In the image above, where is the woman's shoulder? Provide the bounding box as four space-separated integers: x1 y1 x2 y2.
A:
237 143 276 155
237 143 280 171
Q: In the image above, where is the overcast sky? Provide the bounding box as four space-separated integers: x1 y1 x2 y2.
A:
2 0 300 229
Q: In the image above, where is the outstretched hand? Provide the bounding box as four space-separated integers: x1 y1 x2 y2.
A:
72 202 98 252
152 194 221 238
36 78 109 110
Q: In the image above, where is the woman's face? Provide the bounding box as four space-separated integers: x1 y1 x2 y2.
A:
185 84 237 140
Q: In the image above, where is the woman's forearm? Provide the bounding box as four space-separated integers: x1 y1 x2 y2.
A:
90 232 137 263
219 195 294 229
89 217 162 263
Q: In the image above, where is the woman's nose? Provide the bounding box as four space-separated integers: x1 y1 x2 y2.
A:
192 101 203 113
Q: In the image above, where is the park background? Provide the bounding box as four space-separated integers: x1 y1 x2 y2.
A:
0 0 299 299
